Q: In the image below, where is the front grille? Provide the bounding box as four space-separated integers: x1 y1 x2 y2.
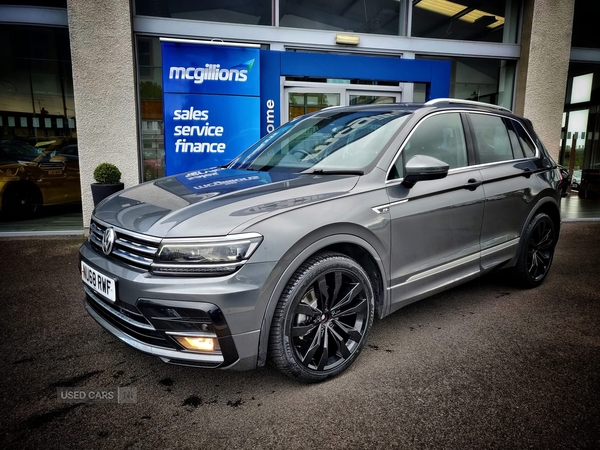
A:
89 218 161 269
39 161 64 170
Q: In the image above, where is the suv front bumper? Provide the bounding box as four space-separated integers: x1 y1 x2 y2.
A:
80 241 276 370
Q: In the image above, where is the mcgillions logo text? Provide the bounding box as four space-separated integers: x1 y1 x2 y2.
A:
169 59 254 84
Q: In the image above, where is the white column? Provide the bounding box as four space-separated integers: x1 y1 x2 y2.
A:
67 0 139 230
515 0 575 161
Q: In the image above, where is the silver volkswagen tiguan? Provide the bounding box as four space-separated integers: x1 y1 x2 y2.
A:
80 99 563 382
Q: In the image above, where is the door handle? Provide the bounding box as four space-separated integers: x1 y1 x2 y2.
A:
463 178 481 191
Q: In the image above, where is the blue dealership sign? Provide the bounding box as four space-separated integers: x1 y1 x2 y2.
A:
259 50 281 137
163 93 260 175
162 41 262 175
162 42 260 96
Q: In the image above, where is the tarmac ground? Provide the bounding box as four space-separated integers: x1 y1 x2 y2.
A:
0 222 599 449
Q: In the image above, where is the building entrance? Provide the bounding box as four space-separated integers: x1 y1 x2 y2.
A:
283 83 402 122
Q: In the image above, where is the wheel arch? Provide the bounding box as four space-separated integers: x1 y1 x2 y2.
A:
507 195 561 268
256 229 388 367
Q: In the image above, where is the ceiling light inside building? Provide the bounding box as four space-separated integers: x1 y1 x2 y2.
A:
415 0 505 28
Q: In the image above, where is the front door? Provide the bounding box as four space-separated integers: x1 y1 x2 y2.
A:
386 111 485 313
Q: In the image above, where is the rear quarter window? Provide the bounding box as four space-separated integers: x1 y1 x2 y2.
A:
511 120 537 157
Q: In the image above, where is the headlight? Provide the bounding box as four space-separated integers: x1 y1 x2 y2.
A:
152 233 263 276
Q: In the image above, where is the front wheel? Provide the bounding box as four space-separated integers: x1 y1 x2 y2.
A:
512 212 557 288
269 252 374 383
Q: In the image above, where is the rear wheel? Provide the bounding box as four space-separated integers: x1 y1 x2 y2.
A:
269 252 374 383
513 213 556 288
2 182 42 218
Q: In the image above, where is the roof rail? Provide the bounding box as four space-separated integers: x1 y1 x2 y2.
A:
425 98 512 113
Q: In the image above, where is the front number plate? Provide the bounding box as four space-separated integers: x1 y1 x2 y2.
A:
81 261 116 302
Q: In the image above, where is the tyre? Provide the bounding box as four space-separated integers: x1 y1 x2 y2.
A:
512 212 557 288
269 252 374 383
2 182 42 218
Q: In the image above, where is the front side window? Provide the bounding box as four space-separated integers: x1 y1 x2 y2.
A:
470 113 514 164
229 109 410 173
390 112 467 180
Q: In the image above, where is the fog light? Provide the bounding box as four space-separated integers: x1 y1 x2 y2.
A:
173 336 215 352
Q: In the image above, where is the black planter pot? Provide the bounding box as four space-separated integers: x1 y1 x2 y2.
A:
91 183 124 206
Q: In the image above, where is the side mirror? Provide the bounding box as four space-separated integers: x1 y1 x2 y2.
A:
402 155 449 189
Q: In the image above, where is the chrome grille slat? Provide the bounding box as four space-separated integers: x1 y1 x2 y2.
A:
90 218 159 270
89 233 102 247
113 249 153 267
117 237 157 256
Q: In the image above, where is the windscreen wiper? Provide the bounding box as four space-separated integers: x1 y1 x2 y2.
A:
303 169 364 175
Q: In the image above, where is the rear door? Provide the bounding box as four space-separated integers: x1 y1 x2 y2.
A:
467 112 542 270
385 111 485 312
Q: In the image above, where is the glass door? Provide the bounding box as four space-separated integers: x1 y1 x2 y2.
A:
285 88 342 121
284 85 402 123
347 90 401 106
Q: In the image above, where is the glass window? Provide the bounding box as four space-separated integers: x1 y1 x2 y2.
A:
396 112 467 177
416 56 516 110
280 0 408 36
134 0 272 26
510 120 536 158
411 0 518 43
0 25 80 225
288 92 340 121
470 113 513 163
349 95 396 105
572 1 600 48
137 36 165 181
0 1 66 5
562 109 588 172
563 64 600 177
506 121 524 158
0 25 77 143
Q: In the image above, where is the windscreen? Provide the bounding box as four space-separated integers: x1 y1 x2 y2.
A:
228 109 410 173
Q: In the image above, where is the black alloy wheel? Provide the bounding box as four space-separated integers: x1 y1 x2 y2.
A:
269 252 374 383
513 212 556 288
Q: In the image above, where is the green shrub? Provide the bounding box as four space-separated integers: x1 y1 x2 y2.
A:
93 163 122 184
